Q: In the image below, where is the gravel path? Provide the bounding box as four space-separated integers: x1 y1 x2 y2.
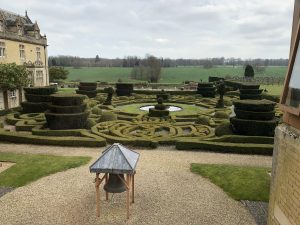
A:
0 143 272 225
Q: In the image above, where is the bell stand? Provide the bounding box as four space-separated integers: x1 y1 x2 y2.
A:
94 171 136 219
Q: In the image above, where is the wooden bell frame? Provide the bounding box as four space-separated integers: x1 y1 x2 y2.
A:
94 172 135 219
280 19 300 129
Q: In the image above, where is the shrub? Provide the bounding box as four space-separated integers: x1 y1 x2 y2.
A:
195 115 211 125
99 111 117 122
21 102 49 113
86 118 97 129
0 130 106 147
95 94 106 103
215 122 233 136
51 94 85 106
262 93 280 103
45 111 90 130
214 111 229 119
148 108 169 117
24 86 56 95
76 90 97 98
48 103 86 114
230 117 278 136
234 109 275 120
233 99 276 112
91 106 102 115
176 139 273 155
244 64 254 78
115 83 134 96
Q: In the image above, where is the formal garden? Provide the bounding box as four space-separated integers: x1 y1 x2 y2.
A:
0 76 280 225
0 79 281 155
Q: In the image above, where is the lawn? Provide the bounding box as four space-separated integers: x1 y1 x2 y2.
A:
66 66 287 83
261 85 283 96
0 152 91 187
191 163 271 202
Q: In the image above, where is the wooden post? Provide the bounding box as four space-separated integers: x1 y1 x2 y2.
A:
105 173 108 201
126 174 130 219
95 173 100 217
132 174 135 203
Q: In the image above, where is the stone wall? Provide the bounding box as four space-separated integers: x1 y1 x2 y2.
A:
268 124 300 225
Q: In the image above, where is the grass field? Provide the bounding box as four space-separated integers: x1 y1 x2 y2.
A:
0 152 91 187
66 66 287 83
191 163 271 202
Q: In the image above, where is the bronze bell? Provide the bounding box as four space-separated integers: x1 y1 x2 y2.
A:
104 174 126 193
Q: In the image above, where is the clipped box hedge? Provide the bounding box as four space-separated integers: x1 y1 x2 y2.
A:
239 89 263 95
21 102 49 113
75 90 97 98
230 117 278 136
241 84 260 89
79 82 97 87
176 139 273 155
234 108 275 120
24 86 56 95
51 94 85 106
233 99 276 112
116 83 134 96
0 129 106 147
45 110 89 130
25 94 52 102
240 94 262 100
78 86 97 91
48 103 87 113
148 108 170 117
197 82 214 88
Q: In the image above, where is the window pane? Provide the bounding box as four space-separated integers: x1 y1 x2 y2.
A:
286 38 300 108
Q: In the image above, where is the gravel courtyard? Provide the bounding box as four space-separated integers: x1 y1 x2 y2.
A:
0 143 272 225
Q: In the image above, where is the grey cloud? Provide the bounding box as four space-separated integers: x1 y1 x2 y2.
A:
1 0 294 58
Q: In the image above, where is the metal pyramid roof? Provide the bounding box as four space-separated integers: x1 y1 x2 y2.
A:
89 143 140 174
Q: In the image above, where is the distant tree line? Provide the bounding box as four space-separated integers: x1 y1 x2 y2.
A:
48 55 289 68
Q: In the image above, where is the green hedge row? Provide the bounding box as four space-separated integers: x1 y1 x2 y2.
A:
0 107 22 116
205 135 274 144
176 139 273 155
262 93 280 103
240 89 263 94
15 120 46 132
0 129 106 147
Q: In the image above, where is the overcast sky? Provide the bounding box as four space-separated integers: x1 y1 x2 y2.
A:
1 0 295 59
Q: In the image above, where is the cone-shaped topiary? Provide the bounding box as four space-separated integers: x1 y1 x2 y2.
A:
244 64 254 78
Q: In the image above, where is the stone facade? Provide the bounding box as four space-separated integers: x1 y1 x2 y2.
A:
0 9 48 110
268 124 300 225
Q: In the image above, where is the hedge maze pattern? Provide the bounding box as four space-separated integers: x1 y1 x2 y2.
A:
0 92 280 153
91 120 213 147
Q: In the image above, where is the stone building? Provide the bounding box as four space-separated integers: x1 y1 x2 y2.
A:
0 9 48 110
268 0 300 224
